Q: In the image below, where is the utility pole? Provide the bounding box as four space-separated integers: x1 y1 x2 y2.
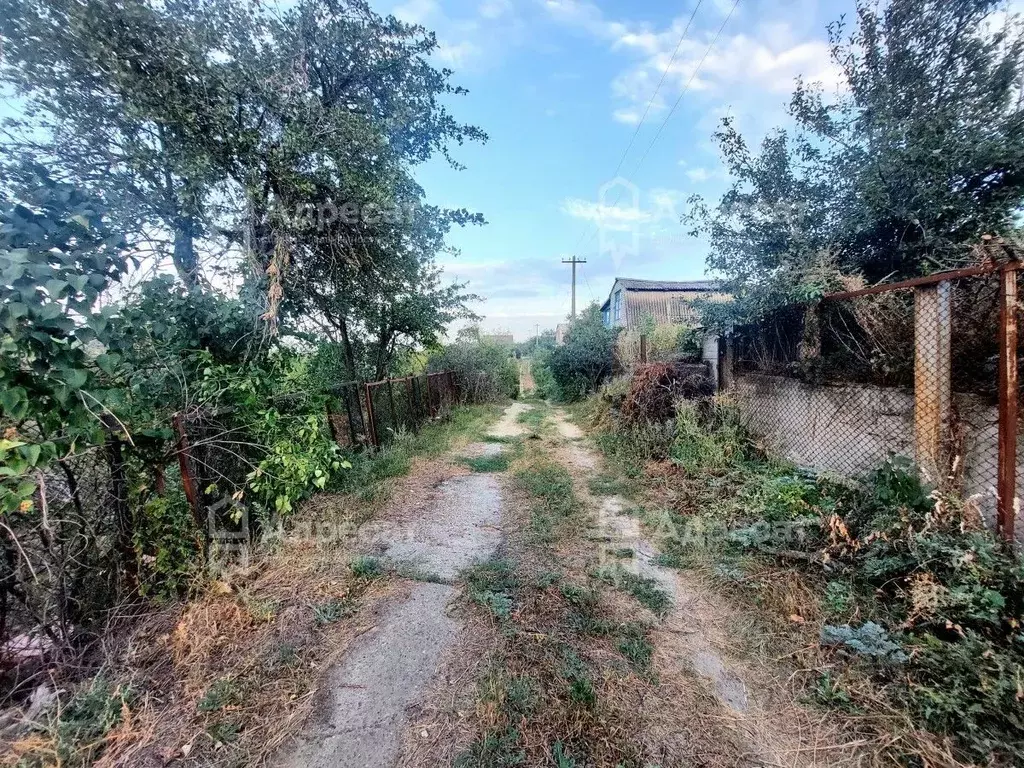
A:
561 256 587 319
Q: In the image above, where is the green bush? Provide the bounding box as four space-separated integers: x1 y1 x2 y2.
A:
428 340 519 402
546 305 617 401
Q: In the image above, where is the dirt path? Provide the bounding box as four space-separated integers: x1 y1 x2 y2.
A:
553 405 866 767
273 423 512 767
276 402 863 767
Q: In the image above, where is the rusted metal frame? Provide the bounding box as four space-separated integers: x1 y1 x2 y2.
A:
171 412 207 557
913 281 953 488
824 263 1003 302
340 383 360 446
102 415 138 592
363 383 379 448
386 379 398 435
407 376 420 434
997 264 1019 544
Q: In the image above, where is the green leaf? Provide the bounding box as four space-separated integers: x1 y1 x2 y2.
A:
0 387 29 420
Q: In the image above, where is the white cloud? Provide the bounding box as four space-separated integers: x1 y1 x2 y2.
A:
479 0 512 19
562 198 654 230
686 167 713 182
612 108 642 125
541 0 843 132
437 39 483 66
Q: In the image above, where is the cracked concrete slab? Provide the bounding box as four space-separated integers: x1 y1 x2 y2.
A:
362 474 503 582
275 582 459 768
486 401 533 437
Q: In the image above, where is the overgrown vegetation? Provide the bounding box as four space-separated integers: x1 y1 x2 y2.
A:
454 439 665 767
689 0 1024 327
583 392 1024 764
537 305 618 402
0 0 504 703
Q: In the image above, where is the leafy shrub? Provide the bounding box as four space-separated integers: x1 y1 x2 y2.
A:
821 622 908 662
429 340 519 402
545 305 618 401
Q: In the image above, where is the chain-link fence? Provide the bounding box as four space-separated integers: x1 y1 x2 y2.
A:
729 251 1021 540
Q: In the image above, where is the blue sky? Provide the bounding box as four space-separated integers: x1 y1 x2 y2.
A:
377 0 855 339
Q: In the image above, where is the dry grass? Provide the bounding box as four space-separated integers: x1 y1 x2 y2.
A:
2 444 483 768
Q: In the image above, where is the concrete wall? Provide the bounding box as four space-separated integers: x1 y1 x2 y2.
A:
734 374 1020 537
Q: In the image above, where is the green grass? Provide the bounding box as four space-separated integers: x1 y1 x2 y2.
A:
464 558 519 620
514 457 578 542
515 405 548 432
596 566 672 617
312 596 357 624
616 623 655 676
350 555 383 578
587 473 633 498
332 404 506 497
462 454 511 472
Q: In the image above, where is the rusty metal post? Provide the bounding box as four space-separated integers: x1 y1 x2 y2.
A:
997 265 1018 544
386 378 398 433
102 415 137 592
406 377 419 433
172 412 206 556
363 383 379 448
914 282 953 486
639 334 648 364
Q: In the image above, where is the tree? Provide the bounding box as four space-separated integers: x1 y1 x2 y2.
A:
547 305 618 400
690 0 1024 323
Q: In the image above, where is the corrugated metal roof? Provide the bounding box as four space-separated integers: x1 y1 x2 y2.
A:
615 277 720 291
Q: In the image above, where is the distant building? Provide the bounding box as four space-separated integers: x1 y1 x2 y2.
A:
600 277 723 330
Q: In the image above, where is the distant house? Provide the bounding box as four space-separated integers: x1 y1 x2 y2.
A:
600 278 722 330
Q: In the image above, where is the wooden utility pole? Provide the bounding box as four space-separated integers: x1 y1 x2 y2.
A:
562 257 587 318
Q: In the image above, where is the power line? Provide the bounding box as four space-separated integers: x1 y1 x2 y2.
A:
575 0 740 254
568 1 705 257
608 0 704 182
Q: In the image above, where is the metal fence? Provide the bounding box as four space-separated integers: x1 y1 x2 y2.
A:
1 370 458 661
727 245 1021 541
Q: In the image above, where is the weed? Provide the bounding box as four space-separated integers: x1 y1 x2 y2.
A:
515 458 577 541
198 677 239 712
596 566 672 617
821 580 854 618
312 597 356 624
393 562 447 583
274 643 300 668
516 407 547 431
587 474 631 497
534 570 561 587
206 718 241 745
807 672 858 712
608 547 634 559
241 593 278 623
350 555 383 578
455 727 525 767
465 558 518 620
462 454 510 473
616 623 655 676
36 678 133 767
559 647 596 707
551 741 578 768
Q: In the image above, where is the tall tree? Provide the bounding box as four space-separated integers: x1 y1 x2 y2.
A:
690 0 1024 321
